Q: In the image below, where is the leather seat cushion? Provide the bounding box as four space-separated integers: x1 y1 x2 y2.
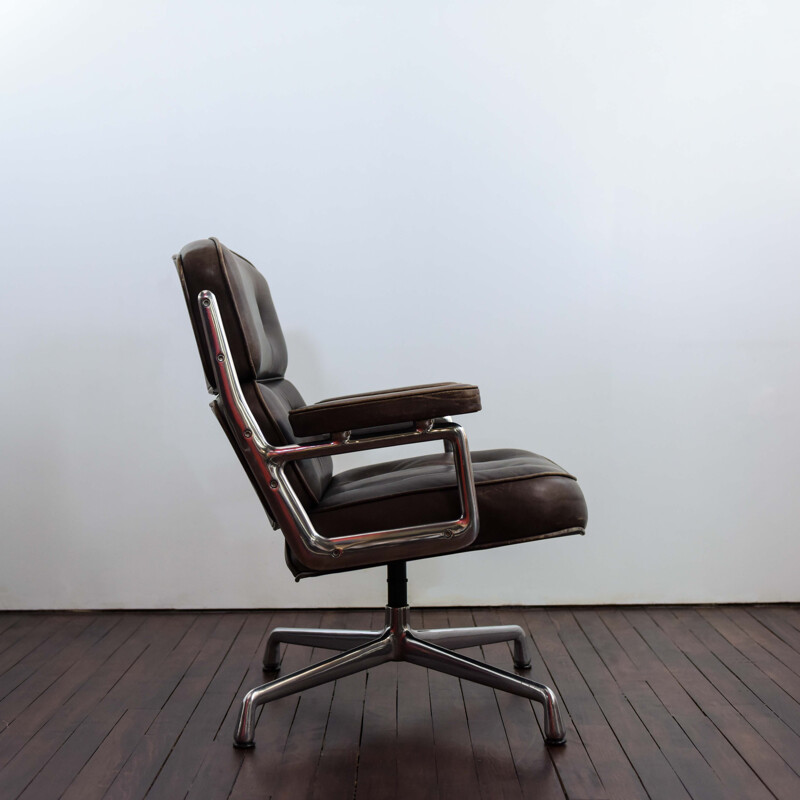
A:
287 448 587 576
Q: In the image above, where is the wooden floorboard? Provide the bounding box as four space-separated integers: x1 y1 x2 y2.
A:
352 608 398 800
0 606 798 800
526 608 643 800
551 609 689 800
422 607 481 800
309 610 372 800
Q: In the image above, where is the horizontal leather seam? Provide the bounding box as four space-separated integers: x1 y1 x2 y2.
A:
314 470 577 513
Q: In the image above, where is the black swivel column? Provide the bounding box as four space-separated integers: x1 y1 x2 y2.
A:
386 561 408 607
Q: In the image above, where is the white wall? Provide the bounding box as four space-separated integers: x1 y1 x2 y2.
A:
1 1 798 609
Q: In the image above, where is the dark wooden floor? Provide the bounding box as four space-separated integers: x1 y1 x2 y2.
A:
1 607 799 800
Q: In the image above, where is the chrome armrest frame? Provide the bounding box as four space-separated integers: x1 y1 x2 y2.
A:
198 290 479 571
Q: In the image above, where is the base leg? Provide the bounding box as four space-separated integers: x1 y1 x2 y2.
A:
235 634 393 748
262 627 382 670
403 635 565 744
412 624 532 668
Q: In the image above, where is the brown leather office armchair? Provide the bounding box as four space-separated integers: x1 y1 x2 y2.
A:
174 238 587 749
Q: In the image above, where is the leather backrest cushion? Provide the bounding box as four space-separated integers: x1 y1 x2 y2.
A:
176 238 333 503
177 238 288 389
253 379 333 501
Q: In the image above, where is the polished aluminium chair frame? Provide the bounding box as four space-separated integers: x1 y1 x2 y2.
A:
197 290 566 748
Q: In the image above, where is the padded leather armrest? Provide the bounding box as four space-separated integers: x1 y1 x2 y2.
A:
289 382 481 438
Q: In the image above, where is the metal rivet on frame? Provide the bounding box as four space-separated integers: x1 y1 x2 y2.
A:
243 429 253 439
216 353 225 362
269 480 278 489
201 297 211 307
